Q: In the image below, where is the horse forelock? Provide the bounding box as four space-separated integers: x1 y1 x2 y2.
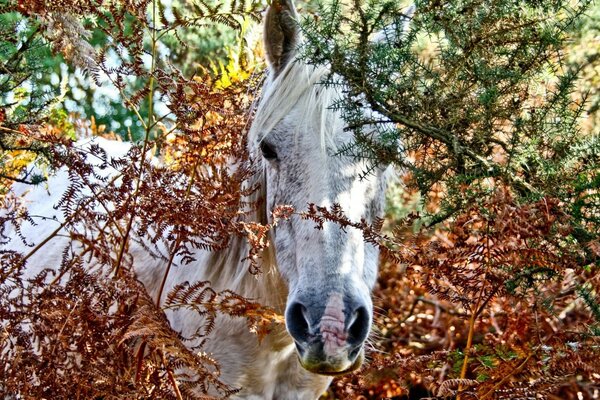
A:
249 61 342 151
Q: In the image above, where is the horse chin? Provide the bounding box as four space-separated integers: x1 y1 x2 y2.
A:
299 348 364 376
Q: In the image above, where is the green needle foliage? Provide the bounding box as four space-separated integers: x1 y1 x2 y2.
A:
300 0 599 244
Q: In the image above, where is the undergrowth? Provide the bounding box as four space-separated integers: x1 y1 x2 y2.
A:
1 0 599 399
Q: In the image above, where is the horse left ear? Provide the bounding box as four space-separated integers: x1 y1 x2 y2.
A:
264 0 300 75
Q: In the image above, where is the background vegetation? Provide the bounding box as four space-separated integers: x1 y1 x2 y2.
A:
1 0 599 399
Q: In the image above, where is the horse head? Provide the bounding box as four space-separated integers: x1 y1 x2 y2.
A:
248 0 412 376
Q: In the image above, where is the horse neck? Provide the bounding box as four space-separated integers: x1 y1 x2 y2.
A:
199 166 288 313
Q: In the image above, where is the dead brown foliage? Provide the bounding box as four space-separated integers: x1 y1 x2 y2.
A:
0 0 281 397
2 1 600 399
322 188 600 399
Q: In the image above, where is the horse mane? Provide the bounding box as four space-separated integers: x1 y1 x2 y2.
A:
249 60 344 150
198 169 286 312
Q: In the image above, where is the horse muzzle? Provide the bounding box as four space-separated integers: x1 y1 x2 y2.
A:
294 340 365 375
285 291 371 375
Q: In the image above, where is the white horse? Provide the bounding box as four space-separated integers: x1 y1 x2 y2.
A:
4 1 412 398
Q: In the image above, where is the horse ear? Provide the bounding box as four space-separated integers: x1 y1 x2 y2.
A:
264 0 300 75
371 4 415 44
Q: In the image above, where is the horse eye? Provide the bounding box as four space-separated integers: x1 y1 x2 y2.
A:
260 141 278 160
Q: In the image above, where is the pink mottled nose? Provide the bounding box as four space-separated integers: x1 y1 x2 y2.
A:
320 293 348 356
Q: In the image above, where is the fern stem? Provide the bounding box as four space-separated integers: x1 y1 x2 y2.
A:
0 126 29 135
480 353 533 400
458 306 478 399
113 213 135 277
155 133 203 306
162 351 184 400
134 341 147 383
113 0 158 277
458 227 493 399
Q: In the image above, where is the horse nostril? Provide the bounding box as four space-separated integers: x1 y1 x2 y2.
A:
347 306 370 346
286 301 311 342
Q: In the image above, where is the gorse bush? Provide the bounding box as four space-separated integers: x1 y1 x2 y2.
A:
301 0 598 226
1 0 599 399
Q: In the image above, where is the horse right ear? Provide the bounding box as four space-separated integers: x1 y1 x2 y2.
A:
264 0 299 75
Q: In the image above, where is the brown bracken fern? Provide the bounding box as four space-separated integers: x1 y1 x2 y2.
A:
0 0 274 398
321 187 600 399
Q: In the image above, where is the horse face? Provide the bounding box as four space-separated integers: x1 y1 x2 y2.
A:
253 0 392 375
259 110 388 375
